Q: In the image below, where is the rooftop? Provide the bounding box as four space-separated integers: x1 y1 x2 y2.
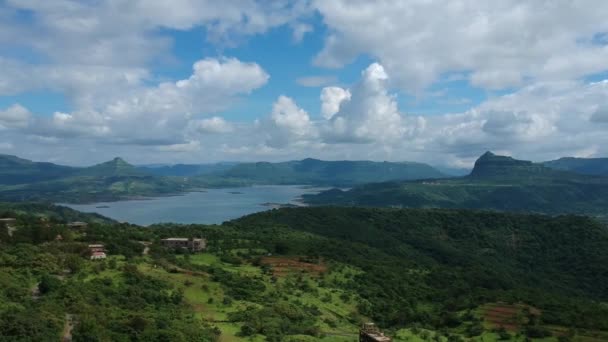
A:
365 334 392 342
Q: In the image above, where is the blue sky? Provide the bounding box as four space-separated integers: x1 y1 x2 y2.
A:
0 1 607 166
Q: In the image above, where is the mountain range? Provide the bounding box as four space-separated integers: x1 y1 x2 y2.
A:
0 154 446 203
0 156 187 203
304 151 608 217
208 158 445 186
542 157 608 176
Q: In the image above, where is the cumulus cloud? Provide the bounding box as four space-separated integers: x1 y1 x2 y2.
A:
263 95 318 147
157 141 201 152
322 63 408 143
23 58 267 148
2 1 608 166
192 117 234 134
482 110 555 141
426 80 608 162
0 104 31 129
314 1 608 92
320 87 350 119
0 0 312 67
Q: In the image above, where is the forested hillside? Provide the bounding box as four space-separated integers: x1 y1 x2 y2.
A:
1 204 607 341
0 154 78 185
305 152 608 217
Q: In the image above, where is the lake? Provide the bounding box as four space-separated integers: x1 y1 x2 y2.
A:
63 185 325 226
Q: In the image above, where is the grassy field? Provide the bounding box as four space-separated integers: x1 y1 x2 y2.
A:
129 252 363 341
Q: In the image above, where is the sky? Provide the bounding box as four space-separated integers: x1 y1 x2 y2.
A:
0 1 608 168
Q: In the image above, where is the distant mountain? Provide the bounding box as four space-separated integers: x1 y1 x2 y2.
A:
78 157 149 177
434 166 470 177
304 151 608 216
543 157 608 176
0 154 78 185
470 151 558 179
213 158 446 186
0 156 192 203
139 162 238 177
0 155 446 203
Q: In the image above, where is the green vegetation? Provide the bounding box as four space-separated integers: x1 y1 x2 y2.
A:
305 152 608 216
1 203 607 341
0 155 445 204
0 155 200 203
0 154 77 185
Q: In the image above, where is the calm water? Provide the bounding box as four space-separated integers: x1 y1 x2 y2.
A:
63 185 324 226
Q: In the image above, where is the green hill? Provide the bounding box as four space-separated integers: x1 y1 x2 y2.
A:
304 152 608 216
470 151 561 180
212 158 445 186
543 156 608 176
1 205 607 341
78 157 149 177
0 156 192 203
0 154 78 185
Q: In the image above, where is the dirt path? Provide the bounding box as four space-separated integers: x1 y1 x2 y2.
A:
62 314 74 342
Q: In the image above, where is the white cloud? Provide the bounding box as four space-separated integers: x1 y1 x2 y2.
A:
192 117 233 133
291 23 313 43
26 58 268 146
320 86 350 119
482 110 556 141
263 95 318 147
426 80 608 161
322 63 408 143
157 140 201 152
0 58 150 107
314 1 608 92
1 1 608 167
1 0 312 67
271 96 315 136
0 104 31 129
